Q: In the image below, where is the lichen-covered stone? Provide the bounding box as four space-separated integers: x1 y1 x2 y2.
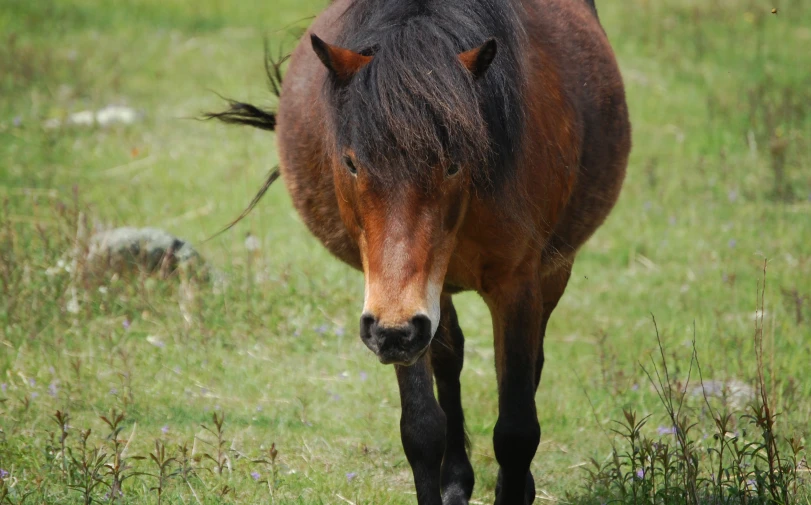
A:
690 379 754 410
87 227 206 280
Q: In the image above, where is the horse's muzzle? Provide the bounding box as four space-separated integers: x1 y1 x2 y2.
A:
359 313 432 365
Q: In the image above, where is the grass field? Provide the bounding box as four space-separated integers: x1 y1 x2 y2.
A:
1 0 810 503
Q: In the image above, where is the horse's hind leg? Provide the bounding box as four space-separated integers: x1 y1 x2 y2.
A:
487 279 545 505
431 295 475 505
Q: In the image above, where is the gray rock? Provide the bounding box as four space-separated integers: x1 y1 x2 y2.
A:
87 227 206 280
691 379 755 410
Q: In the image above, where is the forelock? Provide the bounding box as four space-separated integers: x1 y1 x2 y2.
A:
321 0 526 192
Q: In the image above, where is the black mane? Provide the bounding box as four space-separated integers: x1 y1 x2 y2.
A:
325 0 526 191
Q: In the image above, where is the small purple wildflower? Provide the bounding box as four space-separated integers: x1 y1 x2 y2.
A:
635 468 645 480
346 472 357 482
110 388 118 396
49 382 58 397
359 371 368 381
251 471 261 481
28 378 36 387
728 239 737 248
1 383 6 394
657 425 677 436
161 425 169 435
631 383 639 391
315 324 329 335
173 366 181 374
335 326 345 336
30 392 39 399
330 393 341 401
0 468 9 478
12 116 22 127
123 319 131 330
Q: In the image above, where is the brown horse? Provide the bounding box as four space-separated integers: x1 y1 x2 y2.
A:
209 0 630 503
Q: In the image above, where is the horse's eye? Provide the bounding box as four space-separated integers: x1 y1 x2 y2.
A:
446 163 461 177
343 156 357 175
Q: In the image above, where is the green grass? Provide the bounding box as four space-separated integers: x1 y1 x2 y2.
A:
1 0 810 503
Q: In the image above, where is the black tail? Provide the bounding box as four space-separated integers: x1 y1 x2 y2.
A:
202 40 288 131
203 167 281 242
202 42 290 241
203 100 278 131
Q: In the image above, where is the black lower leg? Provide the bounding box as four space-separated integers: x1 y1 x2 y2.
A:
492 289 544 505
396 355 446 505
432 298 474 504
493 382 540 505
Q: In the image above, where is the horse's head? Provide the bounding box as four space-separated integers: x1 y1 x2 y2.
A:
311 33 498 365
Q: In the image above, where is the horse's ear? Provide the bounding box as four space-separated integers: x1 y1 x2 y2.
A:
458 38 498 79
310 33 373 81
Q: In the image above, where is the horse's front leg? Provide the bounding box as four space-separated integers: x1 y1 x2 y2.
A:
488 282 544 505
431 295 475 505
396 354 446 505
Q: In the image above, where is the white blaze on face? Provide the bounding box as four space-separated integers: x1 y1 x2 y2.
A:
361 232 442 336
421 242 454 337
422 276 442 337
363 274 441 336
358 190 458 339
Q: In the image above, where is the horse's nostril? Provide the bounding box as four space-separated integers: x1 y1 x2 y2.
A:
410 314 432 338
361 313 376 328
358 314 434 364
360 313 377 341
